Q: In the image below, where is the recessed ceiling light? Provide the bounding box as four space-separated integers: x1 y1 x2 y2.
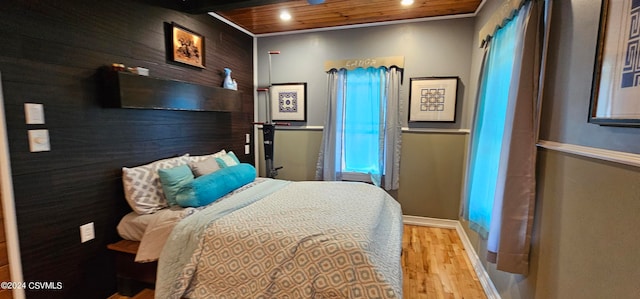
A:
401 0 414 6
280 11 292 21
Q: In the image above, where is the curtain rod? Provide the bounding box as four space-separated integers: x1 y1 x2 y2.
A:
478 0 527 47
324 56 404 72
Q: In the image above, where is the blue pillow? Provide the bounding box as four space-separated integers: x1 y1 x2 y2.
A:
158 164 194 206
175 163 256 208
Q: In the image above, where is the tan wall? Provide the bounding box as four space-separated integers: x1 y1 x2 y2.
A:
533 150 640 298
398 132 466 219
257 129 323 181
257 129 467 219
464 149 640 299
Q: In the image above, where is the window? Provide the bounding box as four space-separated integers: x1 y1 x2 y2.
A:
467 18 518 235
342 67 386 180
317 66 402 191
463 0 544 274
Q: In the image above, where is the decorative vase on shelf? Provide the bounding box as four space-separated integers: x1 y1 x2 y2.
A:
223 68 238 90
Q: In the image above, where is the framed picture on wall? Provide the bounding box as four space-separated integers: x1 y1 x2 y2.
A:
408 77 459 122
589 0 640 126
270 83 307 122
168 22 205 68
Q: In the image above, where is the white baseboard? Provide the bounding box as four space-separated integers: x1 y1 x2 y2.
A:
402 215 460 228
402 215 501 299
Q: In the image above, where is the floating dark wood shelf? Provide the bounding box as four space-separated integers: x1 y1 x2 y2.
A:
103 71 242 112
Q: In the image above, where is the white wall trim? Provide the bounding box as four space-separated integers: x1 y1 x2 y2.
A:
537 140 640 168
254 126 471 133
402 127 471 134
402 215 460 228
0 73 25 299
256 125 324 131
252 36 260 169
403 215 501 299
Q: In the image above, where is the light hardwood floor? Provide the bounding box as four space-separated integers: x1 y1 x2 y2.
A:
402 224 486 299
110 224 486 299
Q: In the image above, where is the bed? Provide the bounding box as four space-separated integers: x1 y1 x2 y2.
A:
116 151 403 298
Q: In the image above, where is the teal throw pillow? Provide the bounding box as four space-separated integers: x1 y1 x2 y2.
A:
158 164 194 206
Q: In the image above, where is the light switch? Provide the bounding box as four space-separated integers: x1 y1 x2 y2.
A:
80 222 95 243
28 129 50 152
245 133 251 144
24 103 45 125
245 144 250 154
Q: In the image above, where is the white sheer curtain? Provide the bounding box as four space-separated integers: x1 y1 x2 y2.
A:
315 69 346 182
316 67 402 191
377 68 402 190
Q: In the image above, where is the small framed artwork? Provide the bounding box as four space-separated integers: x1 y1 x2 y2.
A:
589 0 640 126
168 22 205 68
408 77 459 122
270 83 307 122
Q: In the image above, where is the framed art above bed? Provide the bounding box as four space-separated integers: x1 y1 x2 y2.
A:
167 22 205 69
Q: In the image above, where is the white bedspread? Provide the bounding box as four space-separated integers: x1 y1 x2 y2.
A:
156 179 403 299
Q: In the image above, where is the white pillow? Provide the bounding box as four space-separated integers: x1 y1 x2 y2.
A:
215 151 240 168
122 154 189 214
189 149 226 163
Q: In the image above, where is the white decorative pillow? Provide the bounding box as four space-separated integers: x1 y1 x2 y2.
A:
189 149 226 163
122 154 189 214
215 151 240 168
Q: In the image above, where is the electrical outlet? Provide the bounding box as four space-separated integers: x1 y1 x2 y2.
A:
80 222 95 243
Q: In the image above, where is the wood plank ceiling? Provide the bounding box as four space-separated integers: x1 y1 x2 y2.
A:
207 0 483 35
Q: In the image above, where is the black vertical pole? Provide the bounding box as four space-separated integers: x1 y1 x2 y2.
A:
263 123 276 178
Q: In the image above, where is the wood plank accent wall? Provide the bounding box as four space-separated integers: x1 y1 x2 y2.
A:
0 1 254 298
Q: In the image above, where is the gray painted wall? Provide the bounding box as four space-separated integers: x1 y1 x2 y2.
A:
255 18 476 219
257 18 475 129
539 0 640 153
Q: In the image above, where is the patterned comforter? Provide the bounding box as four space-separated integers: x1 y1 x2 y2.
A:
156 179 403 299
